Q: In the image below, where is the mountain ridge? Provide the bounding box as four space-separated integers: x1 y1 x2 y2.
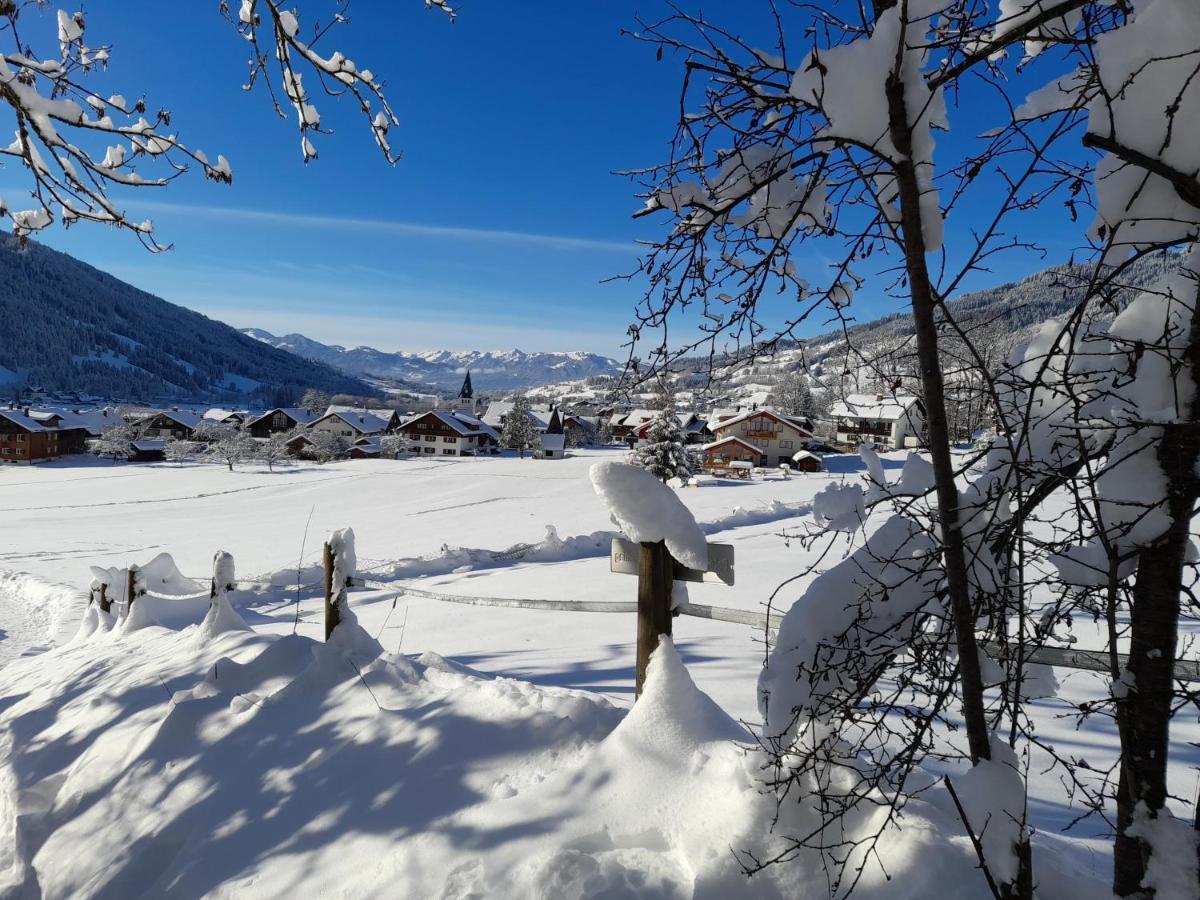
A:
241 328 623 391
0 237 373 404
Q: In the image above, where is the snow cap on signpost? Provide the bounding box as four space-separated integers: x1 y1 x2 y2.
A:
589 462 707 571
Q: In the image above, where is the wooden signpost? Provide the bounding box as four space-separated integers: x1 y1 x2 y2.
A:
611 538 735 698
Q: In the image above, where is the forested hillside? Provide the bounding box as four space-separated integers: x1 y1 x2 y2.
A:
0 236 371 403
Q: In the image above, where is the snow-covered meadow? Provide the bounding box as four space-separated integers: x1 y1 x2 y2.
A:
0 450 1196 897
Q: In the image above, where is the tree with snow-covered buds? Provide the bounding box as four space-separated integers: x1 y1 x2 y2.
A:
0 2 452 249
257 431 294 471
500 393 537 458
597 416 615 446
628 1 1200 896
301 429 347 464
190 420 235 445
91 422 134 462
768 370 816 420
206 431 256 471
163 438 199 464
380 433 407 460
631 405 692 484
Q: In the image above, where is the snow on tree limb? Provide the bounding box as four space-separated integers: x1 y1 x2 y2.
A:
0 2 448 249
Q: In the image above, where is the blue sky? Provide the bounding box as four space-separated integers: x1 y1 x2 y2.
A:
12 2 1084 358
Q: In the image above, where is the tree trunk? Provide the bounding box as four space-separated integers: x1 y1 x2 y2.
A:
1113 281 1200 898
886 70 1029 897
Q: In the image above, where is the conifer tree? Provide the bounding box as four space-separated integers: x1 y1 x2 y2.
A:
500 394 537 458
631 405 692 483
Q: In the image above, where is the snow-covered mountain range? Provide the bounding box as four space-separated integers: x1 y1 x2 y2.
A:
241 328 623 391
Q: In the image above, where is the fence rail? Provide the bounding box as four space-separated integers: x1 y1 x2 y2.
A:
109 546 1200 684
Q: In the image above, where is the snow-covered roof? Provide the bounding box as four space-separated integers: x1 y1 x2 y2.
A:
709 409 812 435
52 407 122 435
132 439 165 451
403 410 499 440
320 411 389 434
616 409 657 426
791 450 820 461
141 410 203 430
0 409 49 432
247 408 321 428
830 394 921 421
326 405 398 421
540 433 566 451
481 402 550 430
701 435 759 453
203 408 246 422
351 437 382 453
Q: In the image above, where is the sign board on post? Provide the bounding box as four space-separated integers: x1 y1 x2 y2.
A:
610 538 734 586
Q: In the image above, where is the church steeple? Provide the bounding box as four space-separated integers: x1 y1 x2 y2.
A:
458 370 474 400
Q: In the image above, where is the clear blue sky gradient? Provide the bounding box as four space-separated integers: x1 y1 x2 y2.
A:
12 2 1086 357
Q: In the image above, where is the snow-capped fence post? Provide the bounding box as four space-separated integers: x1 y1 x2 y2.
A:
636 541 674 697
211 551 236 606
323 528 356 641
323 542 336 639
126 564 141 610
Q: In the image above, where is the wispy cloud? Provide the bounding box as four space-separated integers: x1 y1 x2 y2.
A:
129 198 639 254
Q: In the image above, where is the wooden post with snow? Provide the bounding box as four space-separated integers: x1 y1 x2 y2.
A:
211 551 235 605
323 541 337 640
126 565 139 610
636 541 674 698
98 582 109 613
323 529 356 641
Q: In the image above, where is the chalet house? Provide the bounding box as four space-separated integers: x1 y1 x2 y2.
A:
0 410 62 464
701 436 759 477
204 408 250 427
133 410 203 441
610 409 656 442
38 407 122 453
680 412 710 444
561 414 598 445
830 394 926 449
325 405 404 433
308 411 389 439
398 410 499 457
246 408 321 438
481 401 550 433
708 409 814 467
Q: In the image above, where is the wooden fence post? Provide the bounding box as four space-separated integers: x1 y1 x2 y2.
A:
99 583 110 613
126 566 138 611
323 541 337 641
211 551 235 606
635 540 674 698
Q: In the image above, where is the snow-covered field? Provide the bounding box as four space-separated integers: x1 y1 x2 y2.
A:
0 450 1196 897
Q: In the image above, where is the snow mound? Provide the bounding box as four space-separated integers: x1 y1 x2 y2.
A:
589 462 707 570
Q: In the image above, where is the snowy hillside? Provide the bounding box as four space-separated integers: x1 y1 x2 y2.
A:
0 238 371 404
242 327 622 391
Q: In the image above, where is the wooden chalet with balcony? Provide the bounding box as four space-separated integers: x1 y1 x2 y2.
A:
132 410 204 440
707 409 814 467
0 409 62 464
701 435 760 477
247 408 321 438
398 410 498 457
830 394 925 449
